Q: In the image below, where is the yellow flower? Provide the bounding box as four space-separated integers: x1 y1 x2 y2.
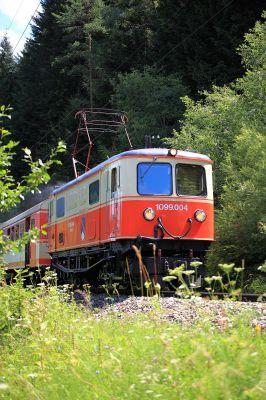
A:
169 265 185 277
162 276 177 282
218 263 235 273
234 267 245 273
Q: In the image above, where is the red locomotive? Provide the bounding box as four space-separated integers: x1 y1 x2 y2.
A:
1 110 214 287
1 147 214 287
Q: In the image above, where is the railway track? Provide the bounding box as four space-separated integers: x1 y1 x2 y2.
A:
74 291 266 329
89 285 264 302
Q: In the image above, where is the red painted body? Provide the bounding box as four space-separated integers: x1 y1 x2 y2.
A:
1 149 214 277
48 150 214 255
48 197 213 253
1 203 50 269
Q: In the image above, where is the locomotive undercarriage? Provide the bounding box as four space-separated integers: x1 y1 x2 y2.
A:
51 238 210 289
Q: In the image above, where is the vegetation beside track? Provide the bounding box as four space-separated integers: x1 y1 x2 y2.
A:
0 273 265 400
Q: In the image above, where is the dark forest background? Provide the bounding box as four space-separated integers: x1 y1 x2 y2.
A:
0 0 265 283
0 0 264 175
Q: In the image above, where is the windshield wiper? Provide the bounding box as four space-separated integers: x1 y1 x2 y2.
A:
140 157 157 181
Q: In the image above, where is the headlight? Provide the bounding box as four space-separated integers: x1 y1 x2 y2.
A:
143 207 156 221
168 148 177 156
194 209 207 222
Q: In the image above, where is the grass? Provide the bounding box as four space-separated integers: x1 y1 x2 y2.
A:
0 283 265 399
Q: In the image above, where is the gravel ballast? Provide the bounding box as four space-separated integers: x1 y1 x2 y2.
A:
75 292 266 329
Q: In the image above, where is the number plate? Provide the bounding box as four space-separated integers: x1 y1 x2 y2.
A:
155 203 188 211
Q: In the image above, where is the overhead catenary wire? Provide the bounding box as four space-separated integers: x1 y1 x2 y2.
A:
12 0 42 55
155 0 234 72
13 0 235 165
6 0 25 32
64 0 236 150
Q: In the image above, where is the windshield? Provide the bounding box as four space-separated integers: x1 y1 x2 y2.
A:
137 163 172 195
176 164 206 196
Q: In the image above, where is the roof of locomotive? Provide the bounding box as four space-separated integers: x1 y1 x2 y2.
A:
53 148 212 196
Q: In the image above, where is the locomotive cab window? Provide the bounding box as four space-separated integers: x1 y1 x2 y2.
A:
89 180 99 204
176 164 206 196
137 163 172 195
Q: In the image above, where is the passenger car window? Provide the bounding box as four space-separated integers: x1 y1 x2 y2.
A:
137 163 172 195
89 180 99 204
15 225 19 240
19 223 24 238
56 197 65 218
49 200 54 220
176 164 206 196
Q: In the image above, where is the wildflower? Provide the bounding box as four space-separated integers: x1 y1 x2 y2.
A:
258 262 266 273
182 270 195 276
190 261 203 268
144 281 152 289
95 370 100 374
234 267 245 273
162 276 177 282
178 284 186 289
168 265 185 277
211 275 222 281
28 373 38 379
170 359 179 364
218 263 235 273
0 383 9 391
255 325 262 333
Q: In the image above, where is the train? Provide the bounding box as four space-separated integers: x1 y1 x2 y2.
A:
0 147 214 288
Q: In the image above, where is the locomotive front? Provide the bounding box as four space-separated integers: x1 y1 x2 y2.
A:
115 148 214 287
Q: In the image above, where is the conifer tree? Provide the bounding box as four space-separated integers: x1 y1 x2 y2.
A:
154 0 264 93
167 12 266 271
12 0 66 158
0 35 16 106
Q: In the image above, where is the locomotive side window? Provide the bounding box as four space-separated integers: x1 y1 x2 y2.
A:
137 163 172 195
176 164 206 196
111 168 117 194
89 180 99 204
56 197 65 218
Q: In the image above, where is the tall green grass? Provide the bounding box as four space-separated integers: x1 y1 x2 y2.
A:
0 282 265 399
